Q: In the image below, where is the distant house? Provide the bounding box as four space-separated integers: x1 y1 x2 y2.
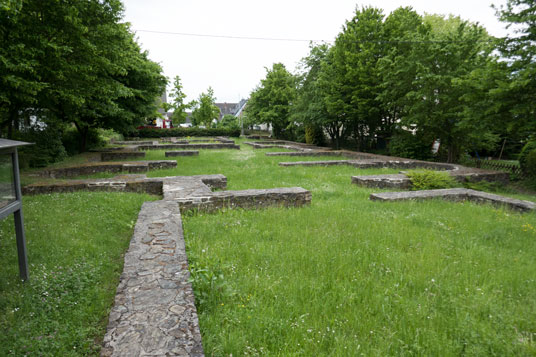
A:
214 99 248 121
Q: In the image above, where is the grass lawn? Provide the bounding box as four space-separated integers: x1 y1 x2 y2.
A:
0 192 158 356
3 138 536 355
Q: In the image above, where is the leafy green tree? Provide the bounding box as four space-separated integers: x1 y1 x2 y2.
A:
323 6 386 151
494 0 536 143
378 7 429 144
245 63 296 139
191 87 219 127
169 75 190 125
218 114 239 129
291 44 330 146
402 15 495 162
0 0 166 152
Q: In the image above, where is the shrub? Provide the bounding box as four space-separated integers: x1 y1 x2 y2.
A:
406 170 457 191
15 126 67 168
519 140 536 177
305 125 325 146
62 127 105 155
135 127 241 138
389 130 433 160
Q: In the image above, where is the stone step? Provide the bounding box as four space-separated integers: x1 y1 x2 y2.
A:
101 200 203 356
370 188 536 212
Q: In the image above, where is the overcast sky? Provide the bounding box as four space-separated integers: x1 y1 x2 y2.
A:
122 0 510 104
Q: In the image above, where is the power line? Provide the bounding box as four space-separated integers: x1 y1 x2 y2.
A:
133 29 496 45
133 29 326 43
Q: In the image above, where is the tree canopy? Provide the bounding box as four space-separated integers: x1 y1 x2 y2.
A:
0 0 166 151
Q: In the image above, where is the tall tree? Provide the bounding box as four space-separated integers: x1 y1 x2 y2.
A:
169 75 190 125
322 7 387 150
245 63 296 139
494 0 536 140
191 87 219 127
0 0 166 151
402 15 495 162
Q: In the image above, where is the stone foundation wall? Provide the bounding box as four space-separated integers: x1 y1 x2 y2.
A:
138 143 240 150
370 188 535 212
101 151 146 161
41 161 177 178
176 187 312 213
22 177 164 196
165 151 199 157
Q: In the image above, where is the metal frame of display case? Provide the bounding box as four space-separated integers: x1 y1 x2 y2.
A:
0 139 32 281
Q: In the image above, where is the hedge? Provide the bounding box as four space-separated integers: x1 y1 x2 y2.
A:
134 127 241 138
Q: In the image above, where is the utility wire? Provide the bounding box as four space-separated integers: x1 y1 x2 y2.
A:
133 29 496 44
134 29 323 42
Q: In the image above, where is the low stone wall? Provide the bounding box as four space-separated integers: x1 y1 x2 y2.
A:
22 176 164 196
266 151 342 157
101 151 146 161
40 161 177 178
175 187 312 213
165 151 199 157
101 200 204 356
138 143 240 150
113 140 161 145
370 188 535 212
352 174 412 189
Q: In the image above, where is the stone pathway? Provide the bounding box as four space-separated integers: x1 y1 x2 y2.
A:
95 174 311 356
370 188 535 212
101 200 203 356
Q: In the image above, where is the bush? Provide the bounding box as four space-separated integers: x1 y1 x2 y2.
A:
61 127 105 155
135 127 241 138
389 130 433 160
406 170 457 191
305 125 325 146
15 127 67 168
519 141 536 177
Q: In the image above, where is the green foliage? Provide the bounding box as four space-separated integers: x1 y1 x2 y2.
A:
169 75 190 125
389 130 433 160
406 170 457 190
519 141 536 177
15 126 67 168
218 114 239 130
304 125 325 146
135 127 240 138
245 63 296 139
191 87 219 128
0 0 167 152
61 127 105 156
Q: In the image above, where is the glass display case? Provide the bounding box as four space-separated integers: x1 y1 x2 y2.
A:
0 153 16 209
0 139 32 281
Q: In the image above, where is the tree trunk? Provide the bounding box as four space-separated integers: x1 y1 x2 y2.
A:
74 122 89 153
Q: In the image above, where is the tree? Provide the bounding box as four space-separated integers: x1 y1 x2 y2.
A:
322 7 387 151
245 63 296 139
169 75 190 125
378 7 429 144
0 0 167 152
494 0 536 142
191 87 219 127
291 44 331 146
401 15 495 162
